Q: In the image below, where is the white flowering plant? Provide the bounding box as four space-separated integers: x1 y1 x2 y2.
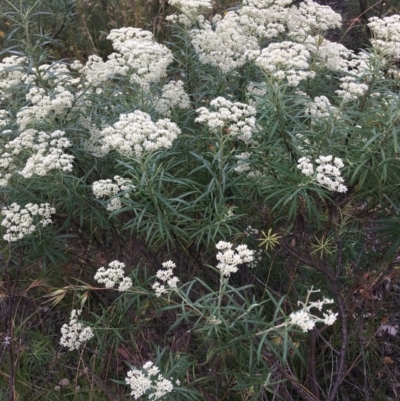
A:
2 0 400 400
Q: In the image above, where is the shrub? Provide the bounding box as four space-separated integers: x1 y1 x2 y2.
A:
1 0 400 399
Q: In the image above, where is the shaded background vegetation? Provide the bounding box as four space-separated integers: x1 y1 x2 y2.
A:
1 0 400 60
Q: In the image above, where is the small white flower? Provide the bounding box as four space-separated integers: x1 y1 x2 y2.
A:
209 316 222 325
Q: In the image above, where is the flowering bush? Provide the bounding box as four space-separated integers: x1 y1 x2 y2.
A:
1 0 400 400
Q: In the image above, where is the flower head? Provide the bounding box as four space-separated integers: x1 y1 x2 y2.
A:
125 361 174 400
152 260 179 297
298 155 347 193
94 260 133 292
1 202 55 242
196 97 256 143
289 289 338 332
87 111 181 158
215 241 254 277
60 309 94 351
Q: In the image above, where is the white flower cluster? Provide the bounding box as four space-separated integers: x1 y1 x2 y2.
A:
215 241 254 277
244 225 259 236
37 62 73 84
234 152 252 173
0 56 33 101
286 0 342 40
289 291 338 332
3 129 74 179
209 316 222 325
305 37 353 72
94 260 133 292
251 42 316 87
368 15 400 58
196 97 256 143
297 155 347 193
92 176 134 211
17 86 75 130
0 172 11 188
0 59 89 129
1 202 55 242
70 55 124 87
335 76 369 102
166 13 195 28
60 309 94 351
348 52 378 81
169 0 211 19
107 28 174 87
152 260 179 297
0 110 9 128
239 0 290 39
154 80 191 117
72 28 173 88
88 111 181 158
190 12 260 73
304 96 339 124
125 361 174 400
297 156 314 176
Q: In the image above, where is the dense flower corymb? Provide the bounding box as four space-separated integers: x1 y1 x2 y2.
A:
196 97 256 142
215 241 254 277
60 309 94 351
297 155 347 193
1 202 56 242
89 110 181 157
169 0 212 16
304 96 339 123
94 260 133 292
286 0 342 40
0 56 32 102
125 361 174 400
17 86 75 130
251 41 316 87
87 111 181 158
107 27 174 87
4 129 74 178
190 12 260 73
152 260 179 297
368 15 400 58
154 80 191 117
92 176 134 211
